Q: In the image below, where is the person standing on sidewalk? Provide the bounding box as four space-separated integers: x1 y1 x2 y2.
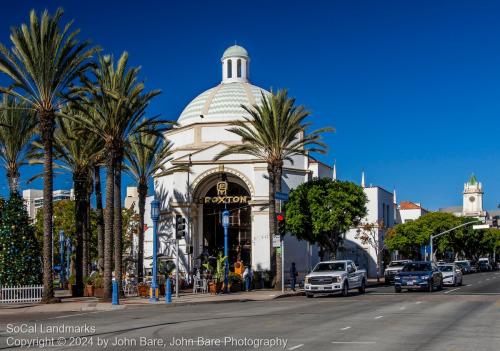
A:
290 262 298 291
243 265 253 291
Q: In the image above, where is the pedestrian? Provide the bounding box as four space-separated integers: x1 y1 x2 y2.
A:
290 262 298 291
243 265 253 291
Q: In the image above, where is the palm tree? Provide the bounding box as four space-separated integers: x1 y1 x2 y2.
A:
51 111 103 296
214 89 331 289
76 53 165 298
94 164 105 274
125 131 177 282
0 95 36 194
0 8 97 302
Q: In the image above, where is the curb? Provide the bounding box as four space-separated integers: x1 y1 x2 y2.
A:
273 291 305 298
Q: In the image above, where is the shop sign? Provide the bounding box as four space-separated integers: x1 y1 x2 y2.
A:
202 181 250 204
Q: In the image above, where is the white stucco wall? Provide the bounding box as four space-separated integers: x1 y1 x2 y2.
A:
399 208 426 223
342 186 395 278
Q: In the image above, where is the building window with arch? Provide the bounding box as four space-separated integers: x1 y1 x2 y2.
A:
237 59 242 77
227 59 232 78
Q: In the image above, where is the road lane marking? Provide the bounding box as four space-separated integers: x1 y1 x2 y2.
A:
48 311 105 319
444 288 461 294
399 306 406 310
486 278 491 281
374 315 383 319
478 281 482 283
466 284 472 286
341 326 351 330
416 301 422 304
288 344 304 350
332 342 376 344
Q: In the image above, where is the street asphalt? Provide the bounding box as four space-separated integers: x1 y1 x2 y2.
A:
0 271 498 351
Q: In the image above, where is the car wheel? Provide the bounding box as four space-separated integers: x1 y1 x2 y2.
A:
438 281 443 291
453 277 457 287
428 281 433 292
306 293 313 298
358 279 366 294
459 277 463 286
395 286 401 293
341 282 349 297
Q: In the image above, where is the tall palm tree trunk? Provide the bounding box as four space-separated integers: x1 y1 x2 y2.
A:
137 182 147 282
6 170 19 195
95 165 105 274
268 165 277 288
40 113 55 303
274 165 283 290
103 152 114 299
74 174 86 297
86 188 91 274
114 152 123 297
82 182 90 278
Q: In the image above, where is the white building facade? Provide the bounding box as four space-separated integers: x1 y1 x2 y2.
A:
339 177 396 278
153 45 332 279
22 188 74 219
398 201 429 223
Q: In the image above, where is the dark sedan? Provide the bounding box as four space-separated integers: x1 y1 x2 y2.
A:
394 261 443 293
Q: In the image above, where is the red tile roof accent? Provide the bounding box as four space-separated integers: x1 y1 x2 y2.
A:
400 201 421 210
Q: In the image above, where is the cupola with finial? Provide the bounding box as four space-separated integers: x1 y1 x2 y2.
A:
221 44 250 83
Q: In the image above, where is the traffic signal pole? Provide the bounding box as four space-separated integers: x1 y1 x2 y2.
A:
176 240 179 298
174 215 187 298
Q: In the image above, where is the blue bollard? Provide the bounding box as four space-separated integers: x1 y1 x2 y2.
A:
166 278 172 304
112 280 119 305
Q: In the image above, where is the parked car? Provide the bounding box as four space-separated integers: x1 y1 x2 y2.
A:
477 260 492 272
394 261 443 293
438 263 463 286
304 260 367 298
454 260 474 274
384 260 411 285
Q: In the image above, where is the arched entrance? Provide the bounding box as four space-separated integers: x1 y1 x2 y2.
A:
194 172 252 267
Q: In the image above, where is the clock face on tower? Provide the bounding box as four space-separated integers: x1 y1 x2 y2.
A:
469 196 475 202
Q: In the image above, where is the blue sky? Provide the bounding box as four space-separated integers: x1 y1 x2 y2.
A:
0 0 499 211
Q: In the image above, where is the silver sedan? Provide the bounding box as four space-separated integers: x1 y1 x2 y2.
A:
438 264 463 286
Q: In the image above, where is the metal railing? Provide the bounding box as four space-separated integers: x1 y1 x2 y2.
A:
123 284 138 297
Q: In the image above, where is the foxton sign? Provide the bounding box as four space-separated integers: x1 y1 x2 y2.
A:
202 181 250 204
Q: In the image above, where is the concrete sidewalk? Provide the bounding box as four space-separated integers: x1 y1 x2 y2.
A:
123 288 303 306
0 289 302 315
0 278 384 315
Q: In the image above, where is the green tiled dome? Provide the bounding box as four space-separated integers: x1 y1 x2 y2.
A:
222 45 249 59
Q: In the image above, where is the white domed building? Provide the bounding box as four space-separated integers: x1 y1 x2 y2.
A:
152 45 333 281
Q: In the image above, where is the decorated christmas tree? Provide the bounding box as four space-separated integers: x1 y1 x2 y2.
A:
0 192 42 286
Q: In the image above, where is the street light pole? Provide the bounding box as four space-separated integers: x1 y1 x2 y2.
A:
428 219 483 262
150 198 160 302
222 209 230 293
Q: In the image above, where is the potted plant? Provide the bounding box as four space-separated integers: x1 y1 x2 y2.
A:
206 253 227 294
138 282 149 297
229 272 242 292
92 274 105 298
83 276 94 297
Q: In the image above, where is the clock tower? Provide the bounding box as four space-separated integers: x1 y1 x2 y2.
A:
462 174 485 217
